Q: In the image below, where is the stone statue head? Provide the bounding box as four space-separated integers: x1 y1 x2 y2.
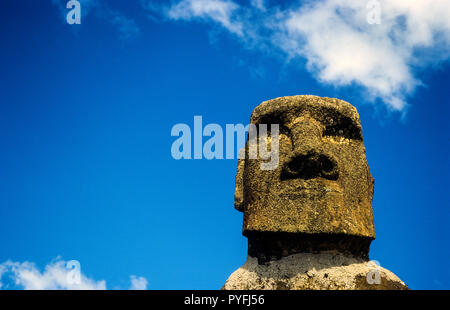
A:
235 96 375 258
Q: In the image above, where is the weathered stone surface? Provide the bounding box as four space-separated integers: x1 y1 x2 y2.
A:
236 95 375 240
223 253 408 290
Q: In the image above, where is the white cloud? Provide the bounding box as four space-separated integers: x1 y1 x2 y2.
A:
0 259 105 290
151 0 450 111
129 275 148 290
275 0 450 110
0 259 148 290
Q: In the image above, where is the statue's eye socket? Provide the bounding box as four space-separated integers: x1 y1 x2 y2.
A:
323 117 362 140
257 114 290 136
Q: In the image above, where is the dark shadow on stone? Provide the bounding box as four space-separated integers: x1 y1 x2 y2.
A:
245 231 373 265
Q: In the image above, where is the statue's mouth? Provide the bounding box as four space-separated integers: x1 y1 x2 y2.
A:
277 184 343 201
279 177 342 192
276 178 343 200
294 186 342 194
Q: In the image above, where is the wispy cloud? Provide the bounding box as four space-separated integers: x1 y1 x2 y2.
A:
129 275 148 290
146 0 450 111
110 13 140 40
0 259 147 290
167 0 243 35
51 0 140 40
250 0 266 11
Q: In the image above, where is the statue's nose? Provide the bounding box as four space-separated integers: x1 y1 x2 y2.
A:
282 120 339 180
282 151 338 180
289 119 322 153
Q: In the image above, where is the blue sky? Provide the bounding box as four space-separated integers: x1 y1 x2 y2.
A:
0 0 449 289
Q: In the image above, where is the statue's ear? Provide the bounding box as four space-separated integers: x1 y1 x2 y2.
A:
234 157 245 212
369 173 375 202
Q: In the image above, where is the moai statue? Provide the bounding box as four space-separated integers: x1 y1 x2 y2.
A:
223 95 408 290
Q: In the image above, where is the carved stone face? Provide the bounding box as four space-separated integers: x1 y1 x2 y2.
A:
235 95 375 239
